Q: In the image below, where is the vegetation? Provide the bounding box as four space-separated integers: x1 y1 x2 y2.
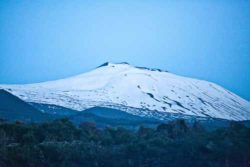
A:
0 119 249 167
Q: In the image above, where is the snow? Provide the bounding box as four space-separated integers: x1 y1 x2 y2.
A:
1 62 250 121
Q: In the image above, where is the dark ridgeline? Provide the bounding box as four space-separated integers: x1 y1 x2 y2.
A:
0 89 54 122
0 118 249 167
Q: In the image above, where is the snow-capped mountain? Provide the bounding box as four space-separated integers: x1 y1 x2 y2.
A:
1 62 250 121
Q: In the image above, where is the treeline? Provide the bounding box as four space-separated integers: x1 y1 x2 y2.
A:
0 119 249 167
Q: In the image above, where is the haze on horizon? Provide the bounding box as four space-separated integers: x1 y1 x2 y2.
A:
0 0 249 101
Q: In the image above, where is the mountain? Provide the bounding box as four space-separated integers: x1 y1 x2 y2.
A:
0 89 53 122
0 62 250 121
70 107 162 128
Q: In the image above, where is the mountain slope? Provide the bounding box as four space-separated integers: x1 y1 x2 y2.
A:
70 107 162 128
0 62 249 121
0 89 53 122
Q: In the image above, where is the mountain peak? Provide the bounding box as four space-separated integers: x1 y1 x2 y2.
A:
97 62 130 68
97 62 168 73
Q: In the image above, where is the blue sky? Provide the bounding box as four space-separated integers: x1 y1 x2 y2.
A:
0 0 250 101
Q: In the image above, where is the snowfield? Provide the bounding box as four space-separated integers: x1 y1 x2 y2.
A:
1 62 250 121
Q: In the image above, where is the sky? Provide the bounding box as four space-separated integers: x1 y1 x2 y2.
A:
0 0 250 101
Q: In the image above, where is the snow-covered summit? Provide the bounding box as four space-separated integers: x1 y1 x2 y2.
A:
97 62 167 72
1 62 250 121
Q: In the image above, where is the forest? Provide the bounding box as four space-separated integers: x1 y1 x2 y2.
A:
0 119 249 167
